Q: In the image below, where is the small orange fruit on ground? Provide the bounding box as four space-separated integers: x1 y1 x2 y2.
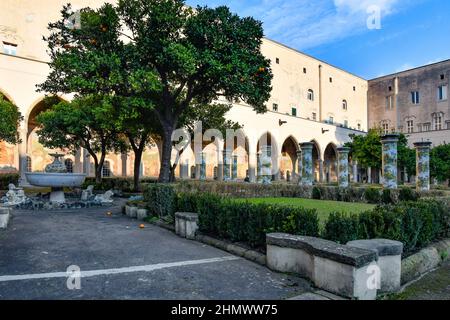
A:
139 224 145 229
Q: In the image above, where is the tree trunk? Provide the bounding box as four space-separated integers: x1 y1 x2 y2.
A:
158 124 174 183
95 151 106 184
133 148 144 192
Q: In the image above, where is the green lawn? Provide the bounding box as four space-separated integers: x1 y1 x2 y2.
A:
235 198 376 224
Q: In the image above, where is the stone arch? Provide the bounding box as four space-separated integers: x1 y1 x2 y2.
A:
226 129 250 180
0 88 16 106
25 96 65 172
0 89 18 169
257 131 279 177
280 135 299 181
324 142 338 183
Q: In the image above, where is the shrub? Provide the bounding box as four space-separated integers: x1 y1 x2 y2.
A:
312 186 322 200
144 184 177 218
323 212 359 244
322 200 450 255
176 192 320 249
381 189 394 204
0 173 19 190
364 187 381 204
82 177 158 192
398 187 419 202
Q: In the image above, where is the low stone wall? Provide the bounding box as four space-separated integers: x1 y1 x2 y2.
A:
266 234 407 300
401 239 450 285
124 204 148 221
0 207 11 229
175 212 199 240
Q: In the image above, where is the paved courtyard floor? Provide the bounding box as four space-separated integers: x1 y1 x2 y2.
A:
0 201 311 300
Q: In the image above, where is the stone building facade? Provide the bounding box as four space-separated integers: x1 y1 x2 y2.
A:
0 0 370 184
368 60 450 147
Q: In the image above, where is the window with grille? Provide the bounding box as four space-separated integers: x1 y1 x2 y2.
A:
64 159 74 173
102 161 111 177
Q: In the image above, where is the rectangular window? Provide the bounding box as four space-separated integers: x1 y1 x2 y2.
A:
407 120 414 133
382 123 389 134
434 114 442 130
411 91 420 104
344 120 348 128
272 103 278 112
312 112 317 121
423 123 431 132
303 68 307 74
357 123 361 131
3 42 17 55
447 122 450 130
275 58 280 64
329 77 333 83
291 107 297 117
438 85 448 101
328 116 334 124
386 96 393 110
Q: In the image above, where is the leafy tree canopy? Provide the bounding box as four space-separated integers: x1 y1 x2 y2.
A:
0 94 22 145
430 143 450 184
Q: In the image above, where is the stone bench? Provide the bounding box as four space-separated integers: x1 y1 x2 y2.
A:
0 207 11 229
175 212 199 240
266 233 378 300
347 239 403 293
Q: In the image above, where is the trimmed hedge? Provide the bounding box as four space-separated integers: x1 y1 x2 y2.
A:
176 192 320 248
82 177 158 192
323 200 450 255
0 173 19 190
144 183 177 218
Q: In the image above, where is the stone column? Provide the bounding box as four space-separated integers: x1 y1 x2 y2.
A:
180 159 189 179
381 134 400 189
260 146 272 184
296 150 302 185
232 154 238 181
337 147 350 188
74 148 82 173
353 161 358 183
367 167 372 184
83 149 91 176
248 152 257 183
121 153 128 177
222 149 232 182
318 159 324 183
300 142 314 186
414 142 432 191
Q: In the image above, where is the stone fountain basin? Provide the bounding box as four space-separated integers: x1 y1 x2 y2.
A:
25 173 87 188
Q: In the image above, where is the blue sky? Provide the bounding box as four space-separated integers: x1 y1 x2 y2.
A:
186 0 450 79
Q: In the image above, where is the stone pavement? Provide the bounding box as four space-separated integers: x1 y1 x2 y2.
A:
0 202 312 299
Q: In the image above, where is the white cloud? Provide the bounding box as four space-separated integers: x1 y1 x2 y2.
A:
188 0 420 50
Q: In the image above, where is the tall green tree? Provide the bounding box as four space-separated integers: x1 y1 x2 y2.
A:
430 143 450 185
38 1 272 183
346 128 415 178
0 94 22 145
36 96 126 182
117 0 272 182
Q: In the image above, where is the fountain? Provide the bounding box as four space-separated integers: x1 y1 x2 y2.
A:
25 153 87 204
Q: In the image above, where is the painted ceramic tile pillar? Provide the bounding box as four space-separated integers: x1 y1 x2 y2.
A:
381 134 400 189
198 152 206 181
337 147 351 188
232 155 238 181
257 152 262 183
222 149 232 182
296 150 302 185
260 146 272 184
300 143 314 186
414 142 432 191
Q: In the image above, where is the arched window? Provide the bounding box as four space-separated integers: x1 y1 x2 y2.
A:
342 100 348 110
102 161 111 177
307 89 314 101
26 156 32 172
64 159 74 173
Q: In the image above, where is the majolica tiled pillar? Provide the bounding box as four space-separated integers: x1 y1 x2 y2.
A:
232 155 238 181
222 149 232 182
381 134 400 189
414 142 432 191
352 160 358 183
256 152 262 183
300 142 314 186
296 149 302 185
260 146 272 184
199 152 206 181
337 147 351 188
